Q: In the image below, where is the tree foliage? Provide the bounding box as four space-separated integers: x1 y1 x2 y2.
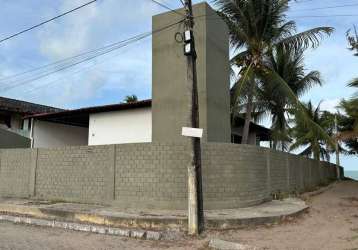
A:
123 95 138 103
215 0 333 145
290 101 331 161
347 25 358 56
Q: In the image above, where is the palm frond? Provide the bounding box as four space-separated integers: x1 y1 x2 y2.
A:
348 78 358 88
260 67 335 148
294 71 322 97
277 27 334 51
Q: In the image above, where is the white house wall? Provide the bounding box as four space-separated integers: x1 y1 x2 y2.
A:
32 120 88 148
88 108 152 145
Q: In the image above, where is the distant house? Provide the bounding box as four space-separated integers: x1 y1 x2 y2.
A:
25 99 270 148
0 96 63 148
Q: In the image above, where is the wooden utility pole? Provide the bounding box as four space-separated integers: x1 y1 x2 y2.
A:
183 0 203 236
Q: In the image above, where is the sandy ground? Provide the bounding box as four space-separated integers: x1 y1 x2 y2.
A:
0 180 357 250
204 180 358 250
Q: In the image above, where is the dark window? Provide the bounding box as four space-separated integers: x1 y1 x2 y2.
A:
0 114 11 128
231 134 242 144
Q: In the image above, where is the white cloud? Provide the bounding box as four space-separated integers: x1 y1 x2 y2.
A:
320 98 341 113
55 69 107 108
32 0 160 106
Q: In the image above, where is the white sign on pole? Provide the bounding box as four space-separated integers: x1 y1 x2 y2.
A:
181 127 203 138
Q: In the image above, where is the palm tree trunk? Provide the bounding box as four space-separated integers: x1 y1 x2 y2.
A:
242 81 254 144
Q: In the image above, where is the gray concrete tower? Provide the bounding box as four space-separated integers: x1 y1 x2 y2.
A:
152 2 230 143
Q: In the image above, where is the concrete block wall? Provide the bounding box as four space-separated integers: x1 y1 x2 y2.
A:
0 149 36 198
0 143 341 210
114 143 189 209
35 145 115 204
202 144 269 209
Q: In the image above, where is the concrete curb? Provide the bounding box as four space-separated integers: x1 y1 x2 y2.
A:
208 239 257 250
0 203 186 231
0 214 165 240
0 198 309 232
205 205 309 230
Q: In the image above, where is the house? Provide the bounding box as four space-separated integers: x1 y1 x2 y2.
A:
13 2 271 149
0 96 62 148
25 99 270 148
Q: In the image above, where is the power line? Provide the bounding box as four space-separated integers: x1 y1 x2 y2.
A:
290 3 358 12
148 0 185 17
197 13 358 21
292 14 358 18
0 0 97 44
0 31 153 83
0 19 185 93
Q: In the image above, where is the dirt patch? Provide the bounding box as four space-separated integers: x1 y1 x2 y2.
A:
202 180 358 250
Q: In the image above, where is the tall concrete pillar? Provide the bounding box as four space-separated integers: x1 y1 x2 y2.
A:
152 2 231 143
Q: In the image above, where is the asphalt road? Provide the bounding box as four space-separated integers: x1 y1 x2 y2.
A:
0 221 200 250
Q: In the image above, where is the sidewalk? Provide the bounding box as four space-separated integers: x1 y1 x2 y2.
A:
0 197 307 238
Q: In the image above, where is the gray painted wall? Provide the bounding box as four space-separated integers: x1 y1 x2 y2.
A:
152 2 231 143
0 128 30 149
0 143 341 210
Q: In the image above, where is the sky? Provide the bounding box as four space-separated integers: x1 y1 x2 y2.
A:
0 0 357 170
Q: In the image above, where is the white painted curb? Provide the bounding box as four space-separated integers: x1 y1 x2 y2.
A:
0 214 162 240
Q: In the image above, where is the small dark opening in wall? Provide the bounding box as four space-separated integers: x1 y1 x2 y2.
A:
0 114 11 128
231 134 242 144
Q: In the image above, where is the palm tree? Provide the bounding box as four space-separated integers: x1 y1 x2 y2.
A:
336 30 358 154
337 80 358 154
290 101 331 161
215 0 333 144
256 45 322 151
123 95 138 103
347 25 358 55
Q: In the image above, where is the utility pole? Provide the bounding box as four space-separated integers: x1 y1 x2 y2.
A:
335 115 341 180
183 0 203 236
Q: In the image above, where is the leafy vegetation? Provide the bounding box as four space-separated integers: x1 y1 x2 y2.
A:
254 45 322 151
334 26 358 155
123 95 138 103
214 0 333 146
289 102 331 161
347 25 358 56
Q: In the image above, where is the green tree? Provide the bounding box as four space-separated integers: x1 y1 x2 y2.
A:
337 80 358 154
336 26 358 154
290 101 331 161
347 25 358 55
215 0 333 144
123 95 138 103
253 45 322 151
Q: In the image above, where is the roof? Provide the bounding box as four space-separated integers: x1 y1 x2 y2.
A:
26 99 152 127
26 99 271 140
231 116 271 141
0 96 63 115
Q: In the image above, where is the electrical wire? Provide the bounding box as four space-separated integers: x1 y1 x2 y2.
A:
0 0 97 44
0 31 152 83
148 0 185 17
292 14 358 18
0 19 185 93
290 3 358 12
194 13 358 21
